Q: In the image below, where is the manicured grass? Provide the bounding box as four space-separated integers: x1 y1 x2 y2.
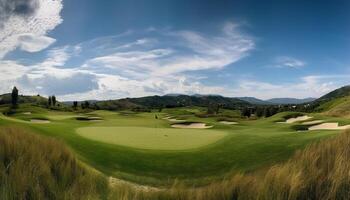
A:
76 126 227 150
0 105 345 186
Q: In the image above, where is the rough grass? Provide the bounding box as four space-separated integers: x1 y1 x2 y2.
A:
0 127 108 200
109 130 350 200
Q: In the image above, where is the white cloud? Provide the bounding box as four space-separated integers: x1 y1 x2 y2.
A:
274 56 306 68
83 23 254 78
231 75 350 99
0 0 63 58
17 34 56 52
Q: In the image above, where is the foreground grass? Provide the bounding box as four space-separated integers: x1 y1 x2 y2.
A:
0 127 108 200
109 130 350 200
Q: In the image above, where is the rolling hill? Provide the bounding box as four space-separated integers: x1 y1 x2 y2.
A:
96 95 250 110
312 85 350 117
0 93 48 106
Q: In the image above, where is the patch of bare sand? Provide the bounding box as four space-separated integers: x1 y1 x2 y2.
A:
109 177 160 192
302 120 324 125
171 123 213 129
278 115 312 124
30 119 50 124
219 121 238 125
308 123 350 130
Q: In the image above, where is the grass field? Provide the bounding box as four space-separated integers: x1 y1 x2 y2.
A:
0 104 346 186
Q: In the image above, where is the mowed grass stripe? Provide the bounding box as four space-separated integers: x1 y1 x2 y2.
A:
76 126 227 150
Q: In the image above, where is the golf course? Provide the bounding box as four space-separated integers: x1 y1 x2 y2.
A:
0 102 346 187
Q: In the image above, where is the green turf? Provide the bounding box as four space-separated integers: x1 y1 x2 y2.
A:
0 105 345 186
76 126 227 150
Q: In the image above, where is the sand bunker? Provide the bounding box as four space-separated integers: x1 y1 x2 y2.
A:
302 120 324 125
308 123 350 130
171 122 213 129
30 119 50 124
219 121 238 125
163 116 186 122
279 115 312 124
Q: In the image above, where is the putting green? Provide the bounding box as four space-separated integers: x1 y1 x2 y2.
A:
76 126 227 150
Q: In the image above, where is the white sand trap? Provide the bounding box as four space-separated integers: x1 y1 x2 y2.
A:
283 116 312 123
219 121 238 125
171 123 213 129
302 120 324 125
30 119 50 124
308 123 350 130
23 112 32 115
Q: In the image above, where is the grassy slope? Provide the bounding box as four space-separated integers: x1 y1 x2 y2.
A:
0 127 108 200
0 105 343 186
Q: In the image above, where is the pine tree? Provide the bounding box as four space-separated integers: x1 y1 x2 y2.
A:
11 86 18 108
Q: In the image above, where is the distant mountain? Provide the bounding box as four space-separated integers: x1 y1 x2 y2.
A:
237 97 268 105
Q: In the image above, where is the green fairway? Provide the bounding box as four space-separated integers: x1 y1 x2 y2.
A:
76 126 227 150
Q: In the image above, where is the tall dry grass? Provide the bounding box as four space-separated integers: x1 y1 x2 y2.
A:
0 127 108 200
109 131 350 200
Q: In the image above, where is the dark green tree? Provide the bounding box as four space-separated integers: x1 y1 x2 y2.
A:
11 86 18 107
73 101 78 109
207 103 219 115
52 95 56 106
241 107 251 118
256 107 264 118
48 96 52 107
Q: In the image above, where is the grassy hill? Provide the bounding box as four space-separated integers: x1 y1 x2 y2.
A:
96 95 250 110
0 93 48 106
313 85 350 117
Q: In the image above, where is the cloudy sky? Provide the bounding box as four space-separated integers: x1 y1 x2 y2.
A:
0 0 349 100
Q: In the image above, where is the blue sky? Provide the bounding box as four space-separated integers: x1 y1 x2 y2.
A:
0 0 349 100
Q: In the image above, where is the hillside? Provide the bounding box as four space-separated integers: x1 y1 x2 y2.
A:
96 95 250 110
237 97 268 104
312 85 350 117
0 93 48 106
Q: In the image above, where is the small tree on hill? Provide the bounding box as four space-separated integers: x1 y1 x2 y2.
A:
52 95 56 106
11 86 18 108
207 103 219 115
48 96 52 107
84 101 90 109
73 101 78 109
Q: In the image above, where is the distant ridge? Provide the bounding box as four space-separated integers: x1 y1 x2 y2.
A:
237 97 268 105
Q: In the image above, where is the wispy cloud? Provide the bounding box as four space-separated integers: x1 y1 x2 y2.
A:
274 56 306 68
0 0 62 58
